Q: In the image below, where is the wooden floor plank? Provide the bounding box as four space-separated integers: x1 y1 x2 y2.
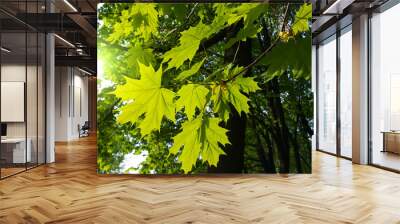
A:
0 135 400 223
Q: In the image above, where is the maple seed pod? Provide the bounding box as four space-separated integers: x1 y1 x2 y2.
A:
278 31 290 42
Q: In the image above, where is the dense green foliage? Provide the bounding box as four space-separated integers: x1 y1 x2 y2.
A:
97 3 312 174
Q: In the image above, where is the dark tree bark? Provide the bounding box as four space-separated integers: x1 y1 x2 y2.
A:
297 97 313 137
208 22 251 173
256 18 293 173
292 100 303 173
264 78 291 173
249 114 276 173
251 100 280 173
263 127 277 173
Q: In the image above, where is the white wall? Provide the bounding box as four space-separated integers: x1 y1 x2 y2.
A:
72 72 89 138
55 67 89 141
55 66 69 141
312 45 316 150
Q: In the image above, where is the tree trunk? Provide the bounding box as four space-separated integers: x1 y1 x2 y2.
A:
293 102 303 173
258 20 292 173
208 22 251 173
249 115 276 173
265 78 291 173
264 129 277 173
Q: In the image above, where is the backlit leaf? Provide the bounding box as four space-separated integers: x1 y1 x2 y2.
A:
107 4 159 43
292 3 312 36
114 63 175 136
226 83 250 114
126 45 155 78
176 84 210 120
200 118 229 167
162 21 215 70
232 76 261 94
225 4 267 48
175 58 205 81
170 117 230 173
163 4 262 70
211 72 260 118
211 84 231 122
107 9 133 43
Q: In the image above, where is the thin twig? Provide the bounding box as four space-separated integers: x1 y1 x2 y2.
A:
232 42 241 64
186 3 199 20
164 28 177 38
226 39 277 82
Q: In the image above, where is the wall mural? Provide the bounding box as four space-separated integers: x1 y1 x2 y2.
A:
97 3 312 174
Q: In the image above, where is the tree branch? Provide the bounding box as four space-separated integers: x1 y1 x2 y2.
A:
198 21 242 53
225 3 290 83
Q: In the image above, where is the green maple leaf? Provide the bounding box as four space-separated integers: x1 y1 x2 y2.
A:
169 118 202 173
106 9 133 43
176 84 210 120
162 4 261 71
107 4 159 43
292 3 312 36
170 117 230 173
225 4 267 49
211 84 231 122
213 3 260 27
114 62 175 136
259 36 311 80
125 45 155 78
228 76 261 114
220 63 239 80
225 83 251 114
211 74 260 120
232 76 261 93
162 22 211 70
175 59 205 81
130 4 159 41
200 118 229 167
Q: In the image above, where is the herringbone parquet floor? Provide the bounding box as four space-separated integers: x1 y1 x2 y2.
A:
1 136 400 224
